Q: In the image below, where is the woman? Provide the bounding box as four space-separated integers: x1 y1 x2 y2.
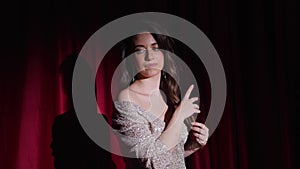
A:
113 28 209 168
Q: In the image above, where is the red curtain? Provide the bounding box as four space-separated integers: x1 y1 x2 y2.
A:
0 0 297 169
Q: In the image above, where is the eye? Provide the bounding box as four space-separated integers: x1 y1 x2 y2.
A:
152 47 160 52
135 48 146 54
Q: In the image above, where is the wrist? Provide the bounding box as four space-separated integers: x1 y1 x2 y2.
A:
173 109 185 123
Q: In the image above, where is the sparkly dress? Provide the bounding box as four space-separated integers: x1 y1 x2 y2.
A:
113 101 189 169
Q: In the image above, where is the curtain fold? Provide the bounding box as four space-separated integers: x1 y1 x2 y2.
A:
0 0 297 169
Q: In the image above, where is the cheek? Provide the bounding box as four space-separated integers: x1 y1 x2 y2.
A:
134 57 144 70
158 54 164 68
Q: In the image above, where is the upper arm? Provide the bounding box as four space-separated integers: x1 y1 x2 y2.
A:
113 102 172 168
117 88 130 102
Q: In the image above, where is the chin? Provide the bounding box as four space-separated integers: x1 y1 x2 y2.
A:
140 69 161 78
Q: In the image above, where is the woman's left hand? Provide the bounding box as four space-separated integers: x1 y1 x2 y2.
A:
190 122 209 147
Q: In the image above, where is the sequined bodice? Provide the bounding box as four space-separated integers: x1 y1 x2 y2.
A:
113 101 188 169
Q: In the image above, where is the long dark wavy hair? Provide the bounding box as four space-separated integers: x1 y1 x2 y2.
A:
119 23 181 123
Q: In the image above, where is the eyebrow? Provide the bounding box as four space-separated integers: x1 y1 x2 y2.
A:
134 43 158 48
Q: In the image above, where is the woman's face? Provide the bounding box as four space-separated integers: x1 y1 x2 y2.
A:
133 33 164 79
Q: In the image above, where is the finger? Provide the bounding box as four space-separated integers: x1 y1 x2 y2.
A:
190 97 199 103
196 136 206 143
191 123 209 135
197 130 208 138
194 133 207 142
196 138 202 144
191 126 201 133
196 137 200 143
194 109 201 114
193 132 207 139
184 85 194 99
193 132 201 138
191 122 206 129
196 138 207 145
191 127 206 135
193 103 199 109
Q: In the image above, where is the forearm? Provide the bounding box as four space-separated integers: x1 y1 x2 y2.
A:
158 110 184 150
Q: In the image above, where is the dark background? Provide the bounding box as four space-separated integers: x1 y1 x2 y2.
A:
0 0 298 169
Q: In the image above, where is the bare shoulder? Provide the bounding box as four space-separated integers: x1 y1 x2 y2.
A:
117 88 131 102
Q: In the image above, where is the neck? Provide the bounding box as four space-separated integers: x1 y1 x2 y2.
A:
134 72 161 93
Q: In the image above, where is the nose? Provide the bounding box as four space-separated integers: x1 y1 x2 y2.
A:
145 49 155 61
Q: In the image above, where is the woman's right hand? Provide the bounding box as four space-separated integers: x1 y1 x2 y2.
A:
175 85 201 120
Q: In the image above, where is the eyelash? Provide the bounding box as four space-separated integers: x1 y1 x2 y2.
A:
135 47 160 54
